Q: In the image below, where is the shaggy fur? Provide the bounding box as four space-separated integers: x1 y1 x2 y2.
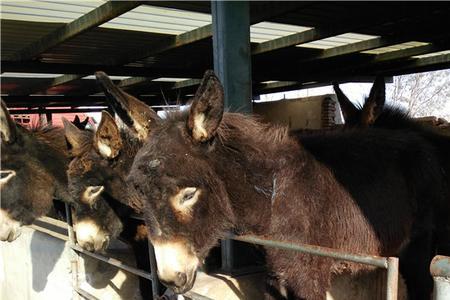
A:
127 71 445 299
1 122 71 226
0 101 121 248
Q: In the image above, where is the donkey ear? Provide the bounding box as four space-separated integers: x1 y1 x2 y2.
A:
333 82 358 122
187 70 224 142
361 76 385 126
95 71 160 141
0 99 17 144
63 117 85 152
81 117 89 127
0 170 16 189
82 186 104 207
94 111 122 159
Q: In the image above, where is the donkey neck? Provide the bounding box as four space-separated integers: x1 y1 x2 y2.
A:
211 113 304 235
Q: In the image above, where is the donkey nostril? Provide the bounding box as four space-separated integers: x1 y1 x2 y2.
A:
175 272 187 287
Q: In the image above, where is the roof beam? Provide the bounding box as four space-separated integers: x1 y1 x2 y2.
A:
11 1 142 61
2 94 161 108
257 52 450 94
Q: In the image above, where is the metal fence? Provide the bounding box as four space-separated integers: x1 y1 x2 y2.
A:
28 203 406 300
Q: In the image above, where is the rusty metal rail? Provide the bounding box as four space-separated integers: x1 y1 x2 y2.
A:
228 234 400 300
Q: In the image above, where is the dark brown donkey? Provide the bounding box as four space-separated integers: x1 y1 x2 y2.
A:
63 99 158 296
333 79 450 298
124 70 445 299
1 99 72 241
0 99 121 248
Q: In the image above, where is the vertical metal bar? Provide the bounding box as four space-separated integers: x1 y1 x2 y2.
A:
386 257 399 300
65 203 80 300
212 0 251 273
45 112 52 125
212 0 252 113
430 255 450 300
148 240 160 298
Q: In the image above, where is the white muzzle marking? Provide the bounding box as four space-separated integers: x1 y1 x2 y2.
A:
153 239 199 283
0 209 22 242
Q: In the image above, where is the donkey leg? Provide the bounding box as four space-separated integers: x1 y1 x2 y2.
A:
399 229 434 300
267 250 331 300
264 273 294 300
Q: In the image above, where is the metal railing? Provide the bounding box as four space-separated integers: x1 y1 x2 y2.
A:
430 255 450 300
227 234 399 300
31 207 402 300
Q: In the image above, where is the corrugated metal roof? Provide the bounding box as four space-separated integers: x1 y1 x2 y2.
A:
298 33 379 49
361 41 430 54
1 1 310 43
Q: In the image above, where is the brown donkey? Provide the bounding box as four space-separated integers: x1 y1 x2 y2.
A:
62 81 159 296
123 70 444 299
0 100 121 248
1 99 71 241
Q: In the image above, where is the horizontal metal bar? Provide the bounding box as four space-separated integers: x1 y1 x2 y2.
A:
430 255 450 278
29 224 69 242
184 291 215 300
228 234 389 268
9 108 107 114
74 286 99 300
71 244 153 281
37 216 68 230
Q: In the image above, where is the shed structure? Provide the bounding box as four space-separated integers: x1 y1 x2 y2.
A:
1 1 450 112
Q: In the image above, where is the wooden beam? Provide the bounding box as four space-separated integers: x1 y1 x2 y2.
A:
11 1 142 61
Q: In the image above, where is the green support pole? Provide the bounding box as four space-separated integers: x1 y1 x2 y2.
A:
212 1 252 113
212 0 252 273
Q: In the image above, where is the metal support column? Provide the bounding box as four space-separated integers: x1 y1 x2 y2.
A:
212 1 252 113
212 1 252 273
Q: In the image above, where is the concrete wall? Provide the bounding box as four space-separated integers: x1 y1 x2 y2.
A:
0 226 141 300
254 94 343 130
0 227 73 300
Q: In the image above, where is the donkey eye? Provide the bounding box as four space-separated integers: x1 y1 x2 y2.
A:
181 188 197 204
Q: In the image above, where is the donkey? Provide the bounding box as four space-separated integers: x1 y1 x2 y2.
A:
123 70 445 299
1 99 72 241
0 99 121 248
62 98 158 296
333 79 450 254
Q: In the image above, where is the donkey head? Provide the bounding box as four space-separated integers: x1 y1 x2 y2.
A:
63 116 124 252
1 100 67 241
333 76 385 127
126 71 235 293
